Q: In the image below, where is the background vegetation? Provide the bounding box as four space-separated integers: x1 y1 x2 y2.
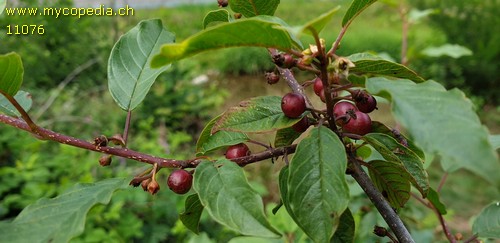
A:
0 0 498 242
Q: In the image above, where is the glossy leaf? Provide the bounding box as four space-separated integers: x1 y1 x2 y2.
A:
427 188 447 215
180 194 204 234
367 160 411 208
0 52 23 96
363 133 429 197
152 17 298 67
0 90 32 117
367 78 500 186
108 19 174 111
348 53 425 83
0 178 129 243
421 44 472 59
196 115 249 156
229 0 280 17
194 160 280 238
371 121 425 160
274 127 301 148
342 0 378 27
331 208 355 243
300 6 340 36
203 9 230 29
212 96 301 134
0 0 6 15
472 202 500 238
287 126 349 243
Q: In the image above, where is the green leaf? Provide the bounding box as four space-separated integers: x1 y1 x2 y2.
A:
180 194 204 234
421 44 472 59
342 0 378 27
0 0 6 15
427 188 447 215
287 126 350 243
367 78 500 186
331 208 355 243
0 52 23 96
0 178 129 243
229 0 280 17
300 6 341 36
152 17 298 67
0 90 32 117
348 53 425 83
196 114 249 156
274 127 301 148
203 9 230 29
193 160 280 238
363 133 429 197
278 166 299 221
213 96 301 134
472 202 500 238
228 236 283 243
490 134 500 150
367 160 411 208
371 121 425 160
108 19 174 111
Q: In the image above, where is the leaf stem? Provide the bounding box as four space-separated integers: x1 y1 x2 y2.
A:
123 110 132 145
0 90 41 137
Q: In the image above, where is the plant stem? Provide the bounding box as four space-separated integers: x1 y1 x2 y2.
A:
350 157 415 243
0 114 297 169
0 90 41 136
437 172 448 193
410 192 457 243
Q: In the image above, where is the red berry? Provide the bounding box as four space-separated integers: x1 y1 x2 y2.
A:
333 101 358 125
342 111 372 135
217 0 228 7
292 116 309 133
225 143 251 160
353 90 377 113
265 72 280 84
272 53 296 68
281 93 306 118
313 77 323 96
167 170 193 194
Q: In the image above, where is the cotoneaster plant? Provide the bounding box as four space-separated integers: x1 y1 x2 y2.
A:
0 0 498 243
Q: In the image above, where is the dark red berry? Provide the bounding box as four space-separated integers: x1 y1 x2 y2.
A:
265 72 280 84
272 53 296 68
313 77 323 96
292 116 309 133
353 90 377 113
225 143 251 160
217 0 228 7
333 100 356 117
342 111 372 135
281 93 306 118
167 170 193 194
282 54 296 68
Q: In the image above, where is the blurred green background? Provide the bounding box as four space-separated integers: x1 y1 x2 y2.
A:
0 0 498 242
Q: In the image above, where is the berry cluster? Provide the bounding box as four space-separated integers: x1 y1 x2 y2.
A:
272 51 378 137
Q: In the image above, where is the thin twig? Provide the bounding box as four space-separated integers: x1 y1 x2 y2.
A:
437 172 448 193
0 114 297 169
